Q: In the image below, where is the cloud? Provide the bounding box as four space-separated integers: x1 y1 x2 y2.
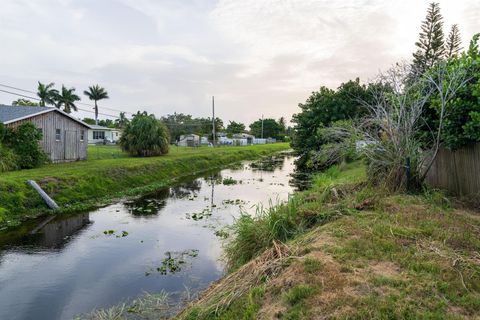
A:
0 0 478 124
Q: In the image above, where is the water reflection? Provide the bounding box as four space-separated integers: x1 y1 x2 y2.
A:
124 188 170 217
249 153 287 172
0 213 90 250
169 179 202 199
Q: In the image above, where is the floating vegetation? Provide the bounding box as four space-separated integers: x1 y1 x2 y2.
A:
222 177 238 185
186 208 212 221
222 199 247 206
125 198 167 216
102 230 129 238
214 229 229 239
250 154 286 172
146 250 199 276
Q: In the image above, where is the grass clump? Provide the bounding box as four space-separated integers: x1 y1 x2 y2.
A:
281 285 318 320
303 257 322 274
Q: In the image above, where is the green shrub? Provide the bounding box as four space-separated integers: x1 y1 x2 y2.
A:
120 111 170 156
0 143 18 172
3 122 47 169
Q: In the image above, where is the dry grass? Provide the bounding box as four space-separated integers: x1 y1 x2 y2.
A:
177 241 296 319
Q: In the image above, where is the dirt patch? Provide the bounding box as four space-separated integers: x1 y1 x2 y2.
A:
370 261 401 278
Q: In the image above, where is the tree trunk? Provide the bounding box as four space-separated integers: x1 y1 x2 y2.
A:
95 101 98 125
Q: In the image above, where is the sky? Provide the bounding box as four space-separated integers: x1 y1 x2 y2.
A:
0 0 478 125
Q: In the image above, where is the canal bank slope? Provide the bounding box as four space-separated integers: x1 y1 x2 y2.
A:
177 162 480 319
0 144 289 229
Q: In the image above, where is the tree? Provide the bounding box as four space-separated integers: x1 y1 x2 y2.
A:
445 24 462 59
226 121 245 136
84 85 109 125
115 112 129 129
120 111 170 157
278 117 287 133
412 2 445 73
55 85 80 113
12 99 38 106
249 118 282 139
160 113 224 142
291 78 374 170
82 118 96 125
37 82 58 106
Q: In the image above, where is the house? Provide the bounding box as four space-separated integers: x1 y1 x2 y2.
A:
0 105 90 163
88 125 121 144
178 134 200 147
232 133 254 145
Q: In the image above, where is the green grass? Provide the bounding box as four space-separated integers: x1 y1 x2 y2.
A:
0 143 289 229
303 257 322 274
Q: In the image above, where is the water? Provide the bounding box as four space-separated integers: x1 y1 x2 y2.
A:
0 153 296 320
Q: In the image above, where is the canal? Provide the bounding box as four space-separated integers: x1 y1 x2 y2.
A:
0 153 296 319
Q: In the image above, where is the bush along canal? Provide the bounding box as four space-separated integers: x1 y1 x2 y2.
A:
0 152 297 320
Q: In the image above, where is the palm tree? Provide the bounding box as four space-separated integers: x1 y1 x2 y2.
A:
56 85 80 113
37 82 58 106
115 112 129 129
84 85 109 125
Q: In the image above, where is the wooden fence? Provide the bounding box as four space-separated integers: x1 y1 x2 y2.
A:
426 143 480 196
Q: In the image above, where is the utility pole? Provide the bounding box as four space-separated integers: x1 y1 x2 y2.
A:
212 96 216 147
261 114 264 139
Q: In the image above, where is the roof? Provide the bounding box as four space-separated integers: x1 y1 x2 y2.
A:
89 125 113 131
0 105 91 128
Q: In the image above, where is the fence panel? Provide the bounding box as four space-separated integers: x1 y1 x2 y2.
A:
426 143 480 196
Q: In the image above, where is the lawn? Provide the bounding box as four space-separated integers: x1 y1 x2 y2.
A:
0 143 290 229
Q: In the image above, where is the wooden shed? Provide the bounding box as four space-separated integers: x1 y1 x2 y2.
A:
0 105 91 163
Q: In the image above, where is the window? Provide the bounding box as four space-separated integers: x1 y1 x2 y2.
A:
93 131 105 140
55 129 61 141
80 130 85 141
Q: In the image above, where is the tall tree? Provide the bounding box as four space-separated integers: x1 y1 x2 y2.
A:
412 2 445 73
56 85 80 113
445 24 462 59
115 112 130 129
226 121 246 136
249 118 282 139
84 85 109 125
278 117 286 133
37 82 58 106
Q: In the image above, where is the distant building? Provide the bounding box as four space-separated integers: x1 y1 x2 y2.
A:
0 105 90 163
232 133 254 144
178 134 200 147
88 125 121 144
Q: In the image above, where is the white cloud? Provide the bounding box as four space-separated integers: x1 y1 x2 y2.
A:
0 0 478 124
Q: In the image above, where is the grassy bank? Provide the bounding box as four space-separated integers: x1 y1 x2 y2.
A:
178 162 480 319
0 143 289 230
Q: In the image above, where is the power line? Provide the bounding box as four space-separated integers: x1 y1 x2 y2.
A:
0 83 133 115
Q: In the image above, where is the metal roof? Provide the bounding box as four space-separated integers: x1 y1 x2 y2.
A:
89 125 113 130
0 105 91 128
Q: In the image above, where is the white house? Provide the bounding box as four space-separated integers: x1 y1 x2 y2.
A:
178 134 200 147
88 125 122 144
